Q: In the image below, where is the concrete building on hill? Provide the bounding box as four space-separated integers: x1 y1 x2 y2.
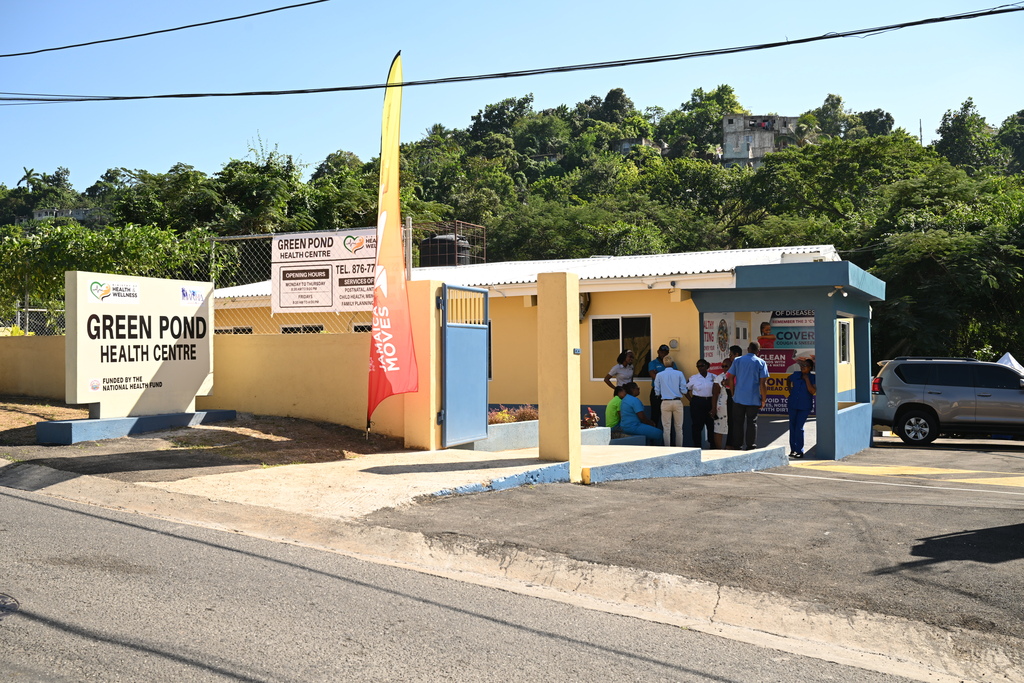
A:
722 114 797 168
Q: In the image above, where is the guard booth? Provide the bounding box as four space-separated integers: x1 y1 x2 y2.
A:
692 260 884 459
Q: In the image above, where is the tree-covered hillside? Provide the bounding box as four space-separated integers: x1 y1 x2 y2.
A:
2 87 1022 359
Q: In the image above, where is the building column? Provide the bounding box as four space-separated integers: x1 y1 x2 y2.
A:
814 311 838 460
537 272 582 481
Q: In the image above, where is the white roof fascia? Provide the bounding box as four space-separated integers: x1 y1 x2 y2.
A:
216 296 271 309
483 271 736 298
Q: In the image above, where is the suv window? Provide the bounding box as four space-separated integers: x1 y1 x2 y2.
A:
894 364 932 385
937 364 974 387
975 365 1022 390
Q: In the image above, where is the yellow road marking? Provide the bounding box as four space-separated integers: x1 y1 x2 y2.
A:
788 463 1024 488
789 464 979 476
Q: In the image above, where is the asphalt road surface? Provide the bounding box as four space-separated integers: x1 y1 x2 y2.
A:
0 487 915 683
368 438 1024 643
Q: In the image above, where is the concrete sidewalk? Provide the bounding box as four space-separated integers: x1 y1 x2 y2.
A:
1 431 1021 683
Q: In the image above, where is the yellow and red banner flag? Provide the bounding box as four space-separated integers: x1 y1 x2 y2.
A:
368 52 418 421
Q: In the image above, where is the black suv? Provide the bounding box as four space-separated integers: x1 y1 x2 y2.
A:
871 357 1024 445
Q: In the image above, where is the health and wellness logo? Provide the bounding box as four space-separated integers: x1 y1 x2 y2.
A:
343 234 367 254
180 287 205 305
90 281 139 303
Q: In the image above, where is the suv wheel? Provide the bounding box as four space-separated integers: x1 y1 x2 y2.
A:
896 410 938 445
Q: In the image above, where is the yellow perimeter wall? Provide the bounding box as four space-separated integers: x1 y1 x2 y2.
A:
0 336 66 399
0 283 709 441
0 280 443 450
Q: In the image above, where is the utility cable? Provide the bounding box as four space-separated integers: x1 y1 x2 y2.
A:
0 0 329 59
1 3 1021 105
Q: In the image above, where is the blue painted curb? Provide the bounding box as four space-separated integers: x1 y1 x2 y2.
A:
36 410 237 445
433 461 570 497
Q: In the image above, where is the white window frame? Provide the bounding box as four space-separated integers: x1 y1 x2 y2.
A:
734 321 749 345
837 319 852 364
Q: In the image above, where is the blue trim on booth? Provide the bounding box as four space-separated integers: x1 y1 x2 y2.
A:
735 261 885 300
37 410 237 445
434 461 571 496
836 403 872 459
837 388 857 402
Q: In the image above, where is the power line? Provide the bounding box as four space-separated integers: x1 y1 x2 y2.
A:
0 0 329 59
1 3 1021 105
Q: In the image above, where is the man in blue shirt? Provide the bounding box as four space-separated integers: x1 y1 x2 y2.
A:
619 382 663 446
726 342 769 450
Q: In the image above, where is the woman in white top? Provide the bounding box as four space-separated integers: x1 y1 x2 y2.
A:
604 350 635 392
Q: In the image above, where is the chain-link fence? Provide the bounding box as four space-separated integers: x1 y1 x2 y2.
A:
212 221 487 336
0 221 487 338
211 232 371 336
0 309 65 336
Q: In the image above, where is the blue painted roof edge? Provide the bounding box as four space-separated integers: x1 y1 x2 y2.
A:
735 261 885 301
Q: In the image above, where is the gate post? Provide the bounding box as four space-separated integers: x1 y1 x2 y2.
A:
537 272 582 481
403 279 443 451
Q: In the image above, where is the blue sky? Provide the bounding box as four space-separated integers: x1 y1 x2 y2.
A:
1 1 1021 191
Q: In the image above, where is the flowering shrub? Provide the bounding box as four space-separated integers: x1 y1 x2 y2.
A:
487 404 539 425
581 407 601 429
487 406 516 424
512 404 539 422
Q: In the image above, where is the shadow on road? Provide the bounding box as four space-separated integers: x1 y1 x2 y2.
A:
872 523 1024 575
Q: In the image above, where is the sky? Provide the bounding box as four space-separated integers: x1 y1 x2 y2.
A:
1 1 1021 191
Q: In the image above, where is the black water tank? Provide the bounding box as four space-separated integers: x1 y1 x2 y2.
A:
419 234 470 267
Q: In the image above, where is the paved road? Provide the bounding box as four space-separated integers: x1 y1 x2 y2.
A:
0 487 916 682
368 438 1024 644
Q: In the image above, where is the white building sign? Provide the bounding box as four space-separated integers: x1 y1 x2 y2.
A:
270 229 377 314
65 271 214 418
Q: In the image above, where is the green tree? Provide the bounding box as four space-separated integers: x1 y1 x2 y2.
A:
869 200 1024 358
777 113 822 148
997 109 1024 174
0 222 219 317
656 85 747 153
805 94 858 139
403 126 466 207
215 149 309 234
933 98 1007 175
747 132 941 230
469 94 535 140
511 113 571 156
17 167 40 192
598 88 635 125
856 108 895 137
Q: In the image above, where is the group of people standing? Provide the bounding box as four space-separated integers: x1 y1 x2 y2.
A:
603 342 815 458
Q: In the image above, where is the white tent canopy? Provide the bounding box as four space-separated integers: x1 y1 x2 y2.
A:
996 352 1024 373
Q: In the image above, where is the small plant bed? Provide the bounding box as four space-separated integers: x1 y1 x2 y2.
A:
487 405 539 424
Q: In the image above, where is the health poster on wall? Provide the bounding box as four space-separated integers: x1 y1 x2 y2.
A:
702 313 735 374
271 229 377 314
754 310 816 415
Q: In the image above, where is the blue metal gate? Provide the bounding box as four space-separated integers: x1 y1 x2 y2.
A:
439 284 489 447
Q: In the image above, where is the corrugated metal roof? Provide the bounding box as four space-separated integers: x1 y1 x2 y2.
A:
410 245 838 287
214 245 839 298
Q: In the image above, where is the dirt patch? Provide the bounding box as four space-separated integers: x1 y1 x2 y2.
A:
0 396 411 472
